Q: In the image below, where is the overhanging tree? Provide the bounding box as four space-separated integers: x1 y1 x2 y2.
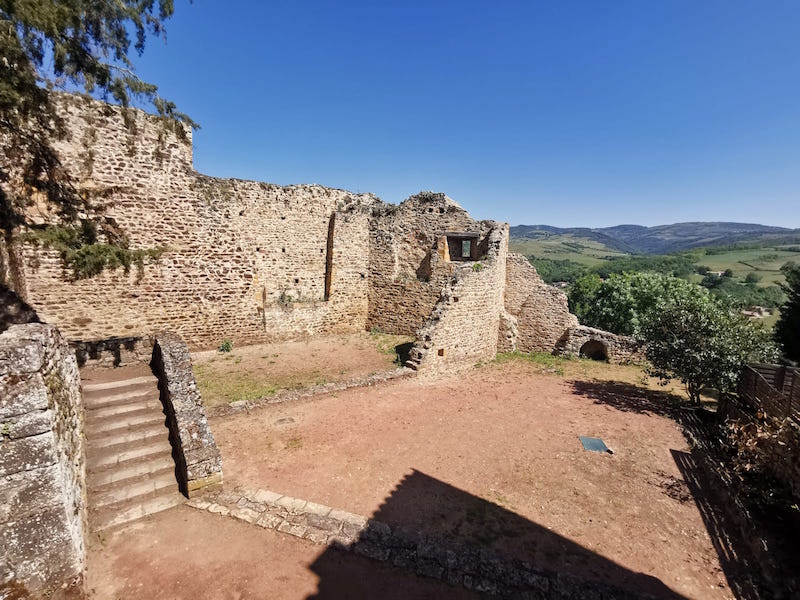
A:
775 263 800 363
0 0 196 280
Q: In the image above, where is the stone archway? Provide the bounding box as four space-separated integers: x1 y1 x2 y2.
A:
579 339 608 361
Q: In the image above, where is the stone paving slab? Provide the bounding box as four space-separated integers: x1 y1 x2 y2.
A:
187 486 658 599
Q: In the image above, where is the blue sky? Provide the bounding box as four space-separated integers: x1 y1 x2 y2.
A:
131 1 800 227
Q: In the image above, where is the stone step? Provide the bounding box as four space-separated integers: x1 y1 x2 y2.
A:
88 454 175 489
83 386 157 409
87 438 173 471
82 375 156 393
90 468 178 510
90 489 185 532
85 397 162 420
90 422 169 450
85 407 165 437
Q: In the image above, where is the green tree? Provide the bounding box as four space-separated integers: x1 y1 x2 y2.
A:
641 289 777 403
569 272 707 336
1 1 195 279
569 271 778 402
744 272 761 285
775 263 800 362
567 273 602 323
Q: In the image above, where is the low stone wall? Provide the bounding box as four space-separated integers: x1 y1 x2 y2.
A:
407 225 508 374
0 324 86 596
190 486 657 599
501 254 578 353
554 325 642 364
151 332 222 497
70 335 152 368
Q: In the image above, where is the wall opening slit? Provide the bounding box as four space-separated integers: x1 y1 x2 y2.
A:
324 214 335 301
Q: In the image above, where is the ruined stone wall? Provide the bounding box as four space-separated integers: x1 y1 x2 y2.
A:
408 225 508 374
0 324 86 595
367 193 487 336
13 94 376 349
500 254 578 353
553 325 642 364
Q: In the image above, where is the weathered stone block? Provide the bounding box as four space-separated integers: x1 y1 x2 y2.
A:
0 433 57 477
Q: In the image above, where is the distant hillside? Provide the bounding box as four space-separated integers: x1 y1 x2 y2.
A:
510 222 800 255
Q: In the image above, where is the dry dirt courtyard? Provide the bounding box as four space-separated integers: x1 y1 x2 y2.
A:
87 350 743 599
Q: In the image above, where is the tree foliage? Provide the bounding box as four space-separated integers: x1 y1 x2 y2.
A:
0 0 194 279
569 271 778 402
775 263 800 362
641 287 777 403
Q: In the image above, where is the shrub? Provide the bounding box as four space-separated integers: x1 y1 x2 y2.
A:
218 339 233 353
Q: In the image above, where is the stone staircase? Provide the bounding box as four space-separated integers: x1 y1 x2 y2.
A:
82 365 185 531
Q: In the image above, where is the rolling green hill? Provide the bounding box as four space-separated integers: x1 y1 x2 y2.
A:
510 222 800 255
509 222 800 321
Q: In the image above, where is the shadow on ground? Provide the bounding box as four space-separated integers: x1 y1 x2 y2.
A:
571 378 787 600
569 379 684 416
307 470 686 599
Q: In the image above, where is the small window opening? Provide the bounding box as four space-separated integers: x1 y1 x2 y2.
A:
445 232 479 262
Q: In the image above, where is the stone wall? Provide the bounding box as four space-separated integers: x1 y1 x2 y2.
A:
554 325 642 364
407 225 508 374
0 324 86 595
367 192 489 336
500 254 578 353
9 94 377 349
151 332 223 497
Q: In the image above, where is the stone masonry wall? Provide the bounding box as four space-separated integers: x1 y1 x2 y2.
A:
12 94 377 349
501 254 578 353
0 324 86 595
367 192 489 336
554 325 642 364
408 225 508 374
151 332 223 498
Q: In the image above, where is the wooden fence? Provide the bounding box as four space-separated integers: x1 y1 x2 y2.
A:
737 364 800 424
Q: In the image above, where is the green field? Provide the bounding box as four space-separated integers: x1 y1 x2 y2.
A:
508 234 628 266
510 235 797 290
694 245 800 286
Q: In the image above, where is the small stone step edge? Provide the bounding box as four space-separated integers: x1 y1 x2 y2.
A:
83 388 159 410
89 423 169 451
82 375 157 393
84 408 166 436
86 418 168 446
85 398 163 421
90 489 185 533
87 454 175 489
86 438 173 471
90 469 179 510
88 463 176 496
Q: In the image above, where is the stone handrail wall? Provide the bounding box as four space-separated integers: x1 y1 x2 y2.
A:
150 332 222 497
0 324 86 595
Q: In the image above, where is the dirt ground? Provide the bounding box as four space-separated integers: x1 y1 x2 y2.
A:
191 332 409 407
85 348 739 599
86 505 478 600
209 357 732 600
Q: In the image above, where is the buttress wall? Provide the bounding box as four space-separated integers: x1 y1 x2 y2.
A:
501 253 578 353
